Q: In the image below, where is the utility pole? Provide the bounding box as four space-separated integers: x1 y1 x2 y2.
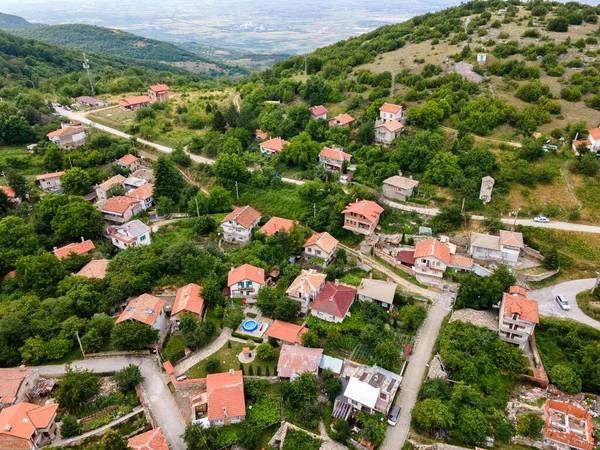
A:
513 207 521 230
390 72 395 98
235 181 239 201
75 331 85 359
68 156 73 168
82 53 96 96
461 197 467 231
313 203 316 218
195 197 200 217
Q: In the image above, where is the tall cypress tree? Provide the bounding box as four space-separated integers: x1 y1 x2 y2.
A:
153 155 184 203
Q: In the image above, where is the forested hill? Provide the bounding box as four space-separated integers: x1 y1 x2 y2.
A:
0 12 39 30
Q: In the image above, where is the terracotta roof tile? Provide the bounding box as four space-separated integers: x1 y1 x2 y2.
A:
128 428 169 450
46 127 82 138
286 269 327 297
227 264 265 287
311 282 356 319
54 240 95 260
0 403 57 441
376 120 404 132
255 129 269 140
0 369 35 404
206 371 245 421
76 259 110 279
588 128 600 140
311 105 328 116
545 400 594 450
102 196 141 215
319 147 352 162
303 232 339 254
97 175 126 192
116 293 165 326
119 96 150 107
379 103 403 114
342 200 384 222
172 283 204 317
118 154 138 166
0 186 15 198
499 230 524 249
260 137 291 153
449 254 474 269
126 183 154 201
260 217 295 236
148 84 169 93
220 205 261 229
503 288 539 323
414 239 451 264
265 320 308 344
35 171 65 181
277 345 323 378
329 114 355 126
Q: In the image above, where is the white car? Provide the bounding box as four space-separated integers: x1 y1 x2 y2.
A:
534 216 550 223
556 295 571 311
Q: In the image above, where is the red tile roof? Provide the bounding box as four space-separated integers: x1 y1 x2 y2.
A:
46 126 82 138
0 368 35 404
260 217 296 236
329 114 355 126
255 129 269 140
376 120 404 132
0 186 15 198
172 283 204 317
397 250 416 266
0 402 58 441
311 105 328 116
379 103 403 114
503 290 539 323
286 269 327 297
260 137 290 153
35 171 65 181
128 428 169 450
545 400 594 450
206 370 245 421
116 293 165 326
414 239 451 263
342 200 384 222
227 264 265 287
588 128 600 140
449 254 474 269
499 230 524 249
148 84 169 93
117 154 138 166
97 174 126 192
319 147 352 162
265 320 308 344
54 240 95 260
311 282 357 319
126 183 154 201
76 259 110 279
304 232 339 254
119 96 150 107
277 345 323 378
220 205 261 229
102 196 141 215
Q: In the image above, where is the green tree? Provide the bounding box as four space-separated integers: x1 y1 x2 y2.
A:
115 364 144 393
80 328 104 353
100 429 128 450
547 17 569 32
301 330 319 347
453 408 488 445
256 343 276 360
322 368 342 403
60 415 81 438
19 336 46 365
281 132 320 169
408 100 445 129
424 152 462 187
212 110 227 133
6 171 29 200
111 322 159 350
60 168 92 196
205 356 220 374
548 364 582 394
517 412 544 438
213 153 249 182
43 146 64 171
45 338 73 360
399 304 427 332
273 297 301 321
153 156 184 203
372 341 401 371
15 253 67 298
0 216 40 274
579 152 600 176
543 246 560 270
412 398 454 433
301 77 332 105
57 366 101 409
51 197 104 241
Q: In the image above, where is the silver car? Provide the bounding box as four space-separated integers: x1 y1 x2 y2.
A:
555 295 571 311
534 216 550 223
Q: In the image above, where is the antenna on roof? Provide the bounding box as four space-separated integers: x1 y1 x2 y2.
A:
82 53 96 97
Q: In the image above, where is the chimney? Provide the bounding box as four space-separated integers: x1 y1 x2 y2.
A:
335 279 339 286
223 407 227 417
53 247 57 252
398 170 403 177
409 175 413 180
4 425 10 432
229 369 234 375
81 236 85 243
230 265 235 272
369 272 373 279
329 296 334 302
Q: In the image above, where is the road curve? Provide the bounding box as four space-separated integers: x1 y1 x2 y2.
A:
36 356 186 450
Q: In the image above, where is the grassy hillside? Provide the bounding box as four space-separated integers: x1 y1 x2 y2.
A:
8 24 248 76
0 12 39 30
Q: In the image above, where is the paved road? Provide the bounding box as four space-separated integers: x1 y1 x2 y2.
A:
528 278 600 330
37 357 186 450
381 294 453 450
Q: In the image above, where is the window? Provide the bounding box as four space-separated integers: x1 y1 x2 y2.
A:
214 418 224 425
315 250 321 256
245 281 252 288
140 235 146 241
238 282 244 288
231 416 240 423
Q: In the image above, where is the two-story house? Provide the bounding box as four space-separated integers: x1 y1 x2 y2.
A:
119 96 150 111
469 230 524 266
36 171 65 192
374 120 403 146
95 175 126 202
413 238 474 278
0 402 59 450
107 219 152 250
286 269 327 311
310 281 357 323
126 183 154 210
329 114 355 127
171 283 204 328
498 286 539 349
46 125 86 149
206 370 245 427
342 200 384 235
116 293 166 332
382 174 419 201
115 154 140 172
343 364 402 416
148 84 169 103
379 103 404 122
259 216 296 236
220 205 261 243
227 264 265 298
318 146 352 172
101 196 143 223
311 105 328 120
259 137 290 156
572 127 600 155
303 232 339 267
357 278 398 310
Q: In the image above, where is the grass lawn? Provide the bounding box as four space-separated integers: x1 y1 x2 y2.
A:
186 340 279 379
576 289 600 321
238 182 308 220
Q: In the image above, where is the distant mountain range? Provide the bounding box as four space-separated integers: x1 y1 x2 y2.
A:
0 12 41 29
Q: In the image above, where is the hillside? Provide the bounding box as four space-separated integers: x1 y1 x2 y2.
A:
8 24 249 76
0 12 39 30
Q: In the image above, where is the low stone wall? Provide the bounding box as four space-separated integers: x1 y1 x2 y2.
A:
523 246 545 262
521 268 559 282
85 350 148 359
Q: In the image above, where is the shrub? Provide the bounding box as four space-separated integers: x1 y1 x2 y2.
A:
547 17 569 32
256 343 276 360
517 412 544 438
60 415 81 438
548 364 581 394
115 364 143 393
560 87 582 102
205 357 220 374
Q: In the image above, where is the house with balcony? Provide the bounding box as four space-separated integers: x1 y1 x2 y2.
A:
544 400 594 450
498 286 538 349
116 293 166 332
342 200 384 235
374 120 403 146
126 183 154 210
286 269 327 311
259 137 290 156
379 103 405 122
342 364 402 416
311 105 328 120
0 402 58 450
469 231 524 266
227 264 265 298
220 205 261 243
148 84 169 103
382 174 419 201
413 238 473 278
171 283 204 328
36 171 65 192
46 125 86 149
107 220 151 250
101 196 143 223
303 232 338 267
319 146 352 172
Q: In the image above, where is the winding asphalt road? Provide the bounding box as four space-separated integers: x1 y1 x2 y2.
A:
36 357 186 450
528 278 600 330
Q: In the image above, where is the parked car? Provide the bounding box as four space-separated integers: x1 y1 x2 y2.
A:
543 144 558 152
388 405 401 426
555 295 571 311
534 216 550 223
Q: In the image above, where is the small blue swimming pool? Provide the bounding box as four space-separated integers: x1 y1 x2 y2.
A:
242 319 258 332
